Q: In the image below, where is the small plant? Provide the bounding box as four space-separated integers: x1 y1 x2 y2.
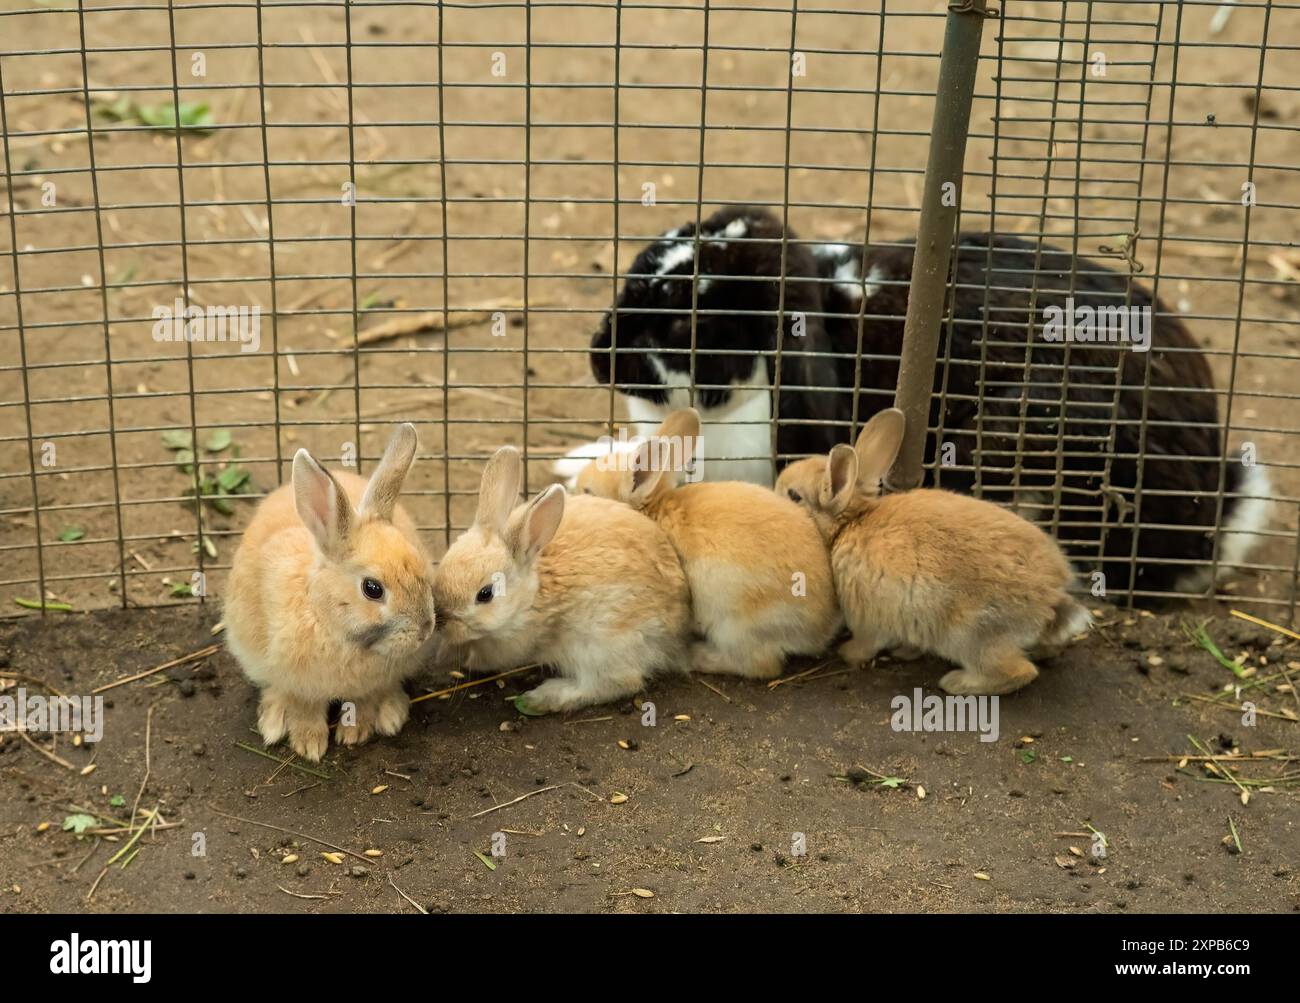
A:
161 429 255 514
95 96 214 133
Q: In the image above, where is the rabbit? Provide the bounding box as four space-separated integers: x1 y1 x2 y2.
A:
589 204 1271 595
589 206 843 484
552 431 645 491
434 445 692 714
574 407 841 680
224 423 437 761
776 408 1092 696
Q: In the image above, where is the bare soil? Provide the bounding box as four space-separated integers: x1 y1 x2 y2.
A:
1 605 1298 913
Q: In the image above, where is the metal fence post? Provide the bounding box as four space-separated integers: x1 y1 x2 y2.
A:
888 0 993 491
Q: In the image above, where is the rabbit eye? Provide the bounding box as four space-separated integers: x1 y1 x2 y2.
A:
787 489 802 503
475 585 494 604
362 577 385 601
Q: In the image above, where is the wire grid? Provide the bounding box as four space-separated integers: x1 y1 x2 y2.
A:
0 0 1297 620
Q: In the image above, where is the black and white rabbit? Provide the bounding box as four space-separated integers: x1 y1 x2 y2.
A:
585 205 1270 595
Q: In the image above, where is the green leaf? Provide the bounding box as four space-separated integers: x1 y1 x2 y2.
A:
1060 755 1073 764
14 597 74 612
161 429 193 451
169 581 194 598
1186 622 1250 680
1020 749 1038 765
215 465 250 493
57 526 85 542
206 494 236 516
472 850 497 871
203 429 232 453
876 776 904 789
109 795 126 808
174 448 195 472
511 694 548 717
62 813 98 835
135 100 214 131
94 96 135 122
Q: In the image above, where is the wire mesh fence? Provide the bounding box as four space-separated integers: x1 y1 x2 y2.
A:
0 0 1297 621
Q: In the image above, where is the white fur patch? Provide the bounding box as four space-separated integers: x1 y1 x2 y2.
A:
1173 463 1273 593
862 263 886 300
811 244 885 305
812 243 851 260
718 217 749 240
621 361 775 486
1059 602 1093 639
653 239 696 278
552 435 645 489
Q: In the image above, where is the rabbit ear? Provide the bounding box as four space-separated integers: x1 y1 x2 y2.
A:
509 483 565 563
360 423 417 522
662 406 702 480
821 444 859 514
854 408 905 489
654 407 701 448
624 439 672 507
293 449 354 558
476 446 522 534
626 407 700 504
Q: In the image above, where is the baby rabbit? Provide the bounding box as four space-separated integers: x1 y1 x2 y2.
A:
776 409 1090 695
576 408 840 680
434 446 691 714
225 423 436 761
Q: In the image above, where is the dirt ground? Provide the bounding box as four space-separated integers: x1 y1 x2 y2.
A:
1 604 1297 913
1 2 1299 914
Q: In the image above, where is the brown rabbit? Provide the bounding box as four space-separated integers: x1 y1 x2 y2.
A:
776 409 1090 695
434 446 692 713
224 424 436 761
575 408 840 679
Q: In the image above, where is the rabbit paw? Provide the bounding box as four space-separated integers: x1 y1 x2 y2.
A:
333 703 374 747
837 634 881 668
691 641 784 680
374 688 410 736
289 719 330 762
940 660 1038 696
514 680 576 715
334 690 409 746
260 691 329 762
